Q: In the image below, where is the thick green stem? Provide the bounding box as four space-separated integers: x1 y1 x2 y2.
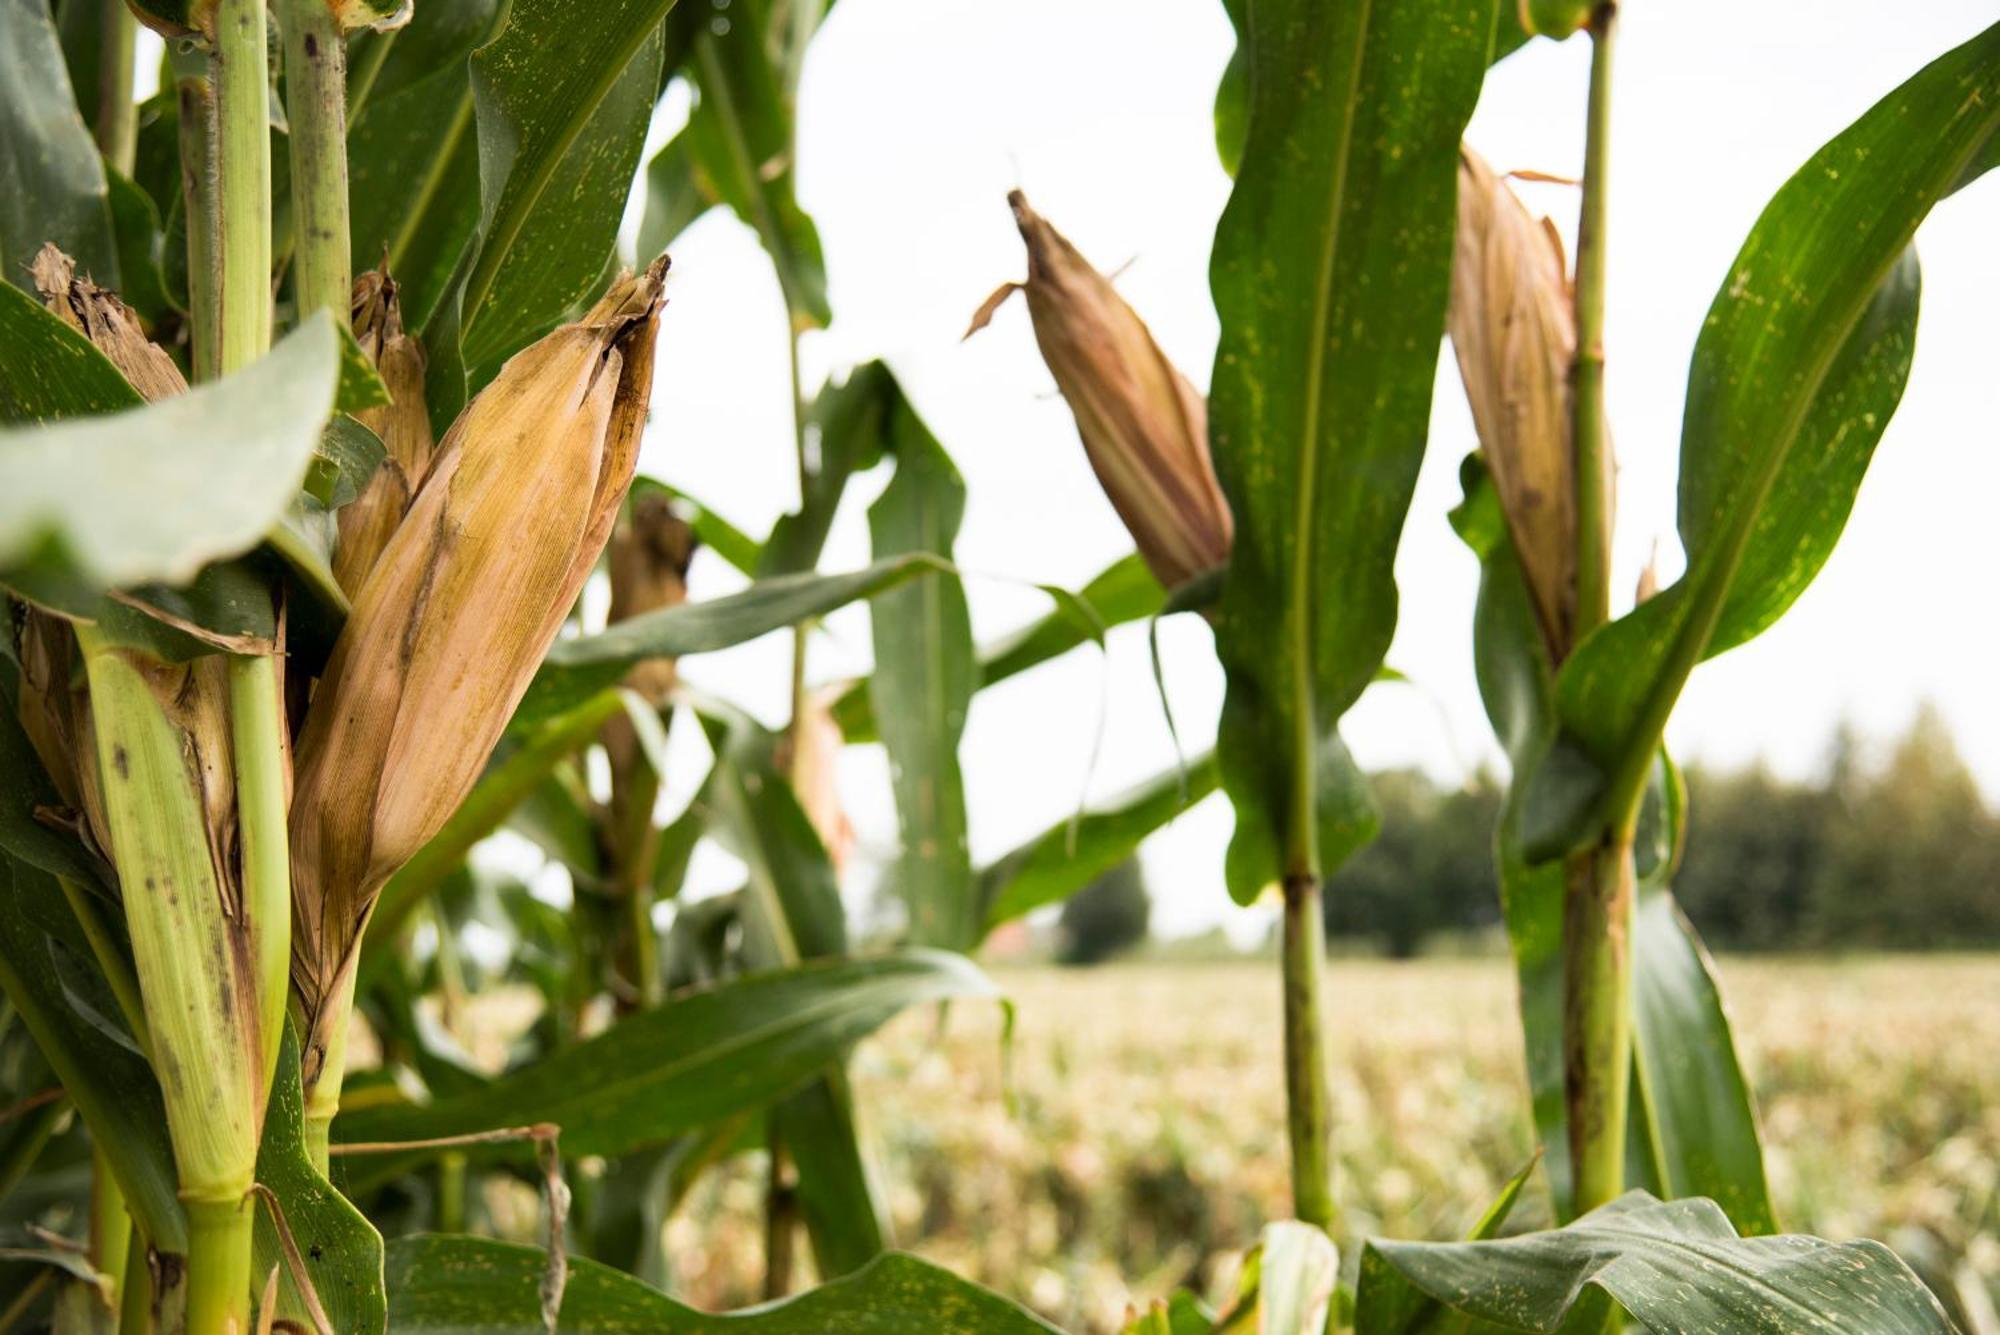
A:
176 69 221 383
229 656 292 1089
1569 2 1617 640
1559 2 1630 1224
1281 874 1336 1229
184 1196 253 1335
1563 835 1636 1215
212 0 271 376
279 0 351 321
94 0 138 174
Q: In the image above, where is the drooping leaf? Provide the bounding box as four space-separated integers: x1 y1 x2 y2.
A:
0 311 339 600
980 752 1219 934
1365 1192 1954 1334
516 555 946 724
866 389 975 949
0 855 183 1253
832 551 1166 743
0 0 120 292
335 950 998 1167
384 1235 1061 1333
1206 0 1495 901
255 1028 387 1333
1521 24 2000 860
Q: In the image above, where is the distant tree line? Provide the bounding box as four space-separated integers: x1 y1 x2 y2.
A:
1322 704 2000 956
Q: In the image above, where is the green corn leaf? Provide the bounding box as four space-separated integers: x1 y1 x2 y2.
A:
450 5 666 376
414 0 671 425
516 555 946 724
760 361 896 578
0 854 184 1253
1520 23 2000 861
1213 2 1536 179
1630 871 1774 1234
677 0 831 329
1365 1192 1954 1334
636 125 719 262
0 0 120 293
1354 1152 1539 1333
0 311 339 601
980 752 1220 934
833 550 1166 744
701 710 888 1275
1206 0 1495 902
866 389 975 950
345 0 501 332
700 709 848 964
384 1236 1061 1333
0 278 144 424
254 1028 387 1334
334 950 998 1169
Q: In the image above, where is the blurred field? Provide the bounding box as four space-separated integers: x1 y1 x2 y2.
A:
656 954 2000 1331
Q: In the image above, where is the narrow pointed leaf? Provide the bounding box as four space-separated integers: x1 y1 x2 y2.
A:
1522 24 2000 859
334 950 997 1165
832 551 1165 743
702 711 888 1275
1207 0 1495 900
867 391 975 949
980 752 1219 933
517 555 945 723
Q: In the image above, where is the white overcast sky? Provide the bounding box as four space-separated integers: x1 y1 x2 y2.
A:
142 2 2000 938
630 0 2000 939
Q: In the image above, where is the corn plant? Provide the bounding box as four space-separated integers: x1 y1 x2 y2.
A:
0 0 1992 1330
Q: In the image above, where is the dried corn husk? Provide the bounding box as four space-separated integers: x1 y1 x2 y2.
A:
978 191 1231 591
32 244 188 400
289 258 669 1093
334 270 436 596
1449 148 1582 659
